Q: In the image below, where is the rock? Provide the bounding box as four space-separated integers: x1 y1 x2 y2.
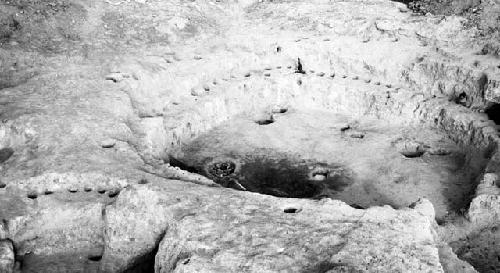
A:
105 72 130 83
349 132 365 139
119 182 445 273
428 148 451 156
0 240 15 273
11 197 105 272
100 139 116 149
395 140 427 158
101 186 171 272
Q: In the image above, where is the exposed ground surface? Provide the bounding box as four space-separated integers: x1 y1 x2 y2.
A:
0 0 499 272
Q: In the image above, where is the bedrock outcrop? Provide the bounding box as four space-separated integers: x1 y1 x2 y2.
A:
1 0 500 272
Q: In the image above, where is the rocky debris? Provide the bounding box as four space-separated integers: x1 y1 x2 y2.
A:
438 243 478 273
452 225 500 273
0 240 15 273
468 173 500 226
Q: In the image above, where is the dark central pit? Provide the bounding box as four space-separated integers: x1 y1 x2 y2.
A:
170 110 487 220
173 154 353 199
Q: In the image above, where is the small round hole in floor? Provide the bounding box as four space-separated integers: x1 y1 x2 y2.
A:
108 190 120 198
27 192 38 199
271 107 288 114
208 161 236 177
283 207 300 213
88 255 103 262
400 149 425 158
255 118 274 125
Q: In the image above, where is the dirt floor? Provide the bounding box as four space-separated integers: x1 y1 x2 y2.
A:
174 109 488 221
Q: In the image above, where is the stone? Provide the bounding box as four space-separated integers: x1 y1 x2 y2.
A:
100 139 116 149
349 132 365 139
96 184 446 273
11 197 105 271
105 72 130 83
0 240 14 273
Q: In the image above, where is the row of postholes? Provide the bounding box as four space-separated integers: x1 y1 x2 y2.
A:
0 55 495 203
185 58 400 97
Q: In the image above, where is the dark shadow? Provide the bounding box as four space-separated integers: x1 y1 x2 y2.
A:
486 103 500 125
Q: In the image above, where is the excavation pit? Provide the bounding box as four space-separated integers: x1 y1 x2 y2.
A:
173 109 488 221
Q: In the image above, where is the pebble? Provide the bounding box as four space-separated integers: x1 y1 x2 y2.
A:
101 139 116 149
105 72 129 83
108 189 121 198
428 148 451 156
350 133 365 139
27 192 38 199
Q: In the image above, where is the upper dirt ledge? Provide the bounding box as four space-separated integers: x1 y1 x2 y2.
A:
0 0 499 272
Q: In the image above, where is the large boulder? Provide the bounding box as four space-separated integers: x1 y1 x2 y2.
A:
100 181 445 273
